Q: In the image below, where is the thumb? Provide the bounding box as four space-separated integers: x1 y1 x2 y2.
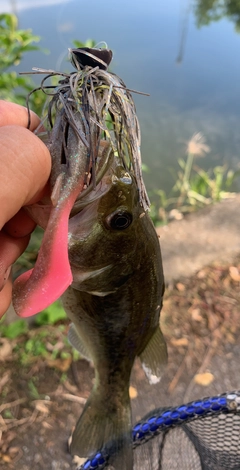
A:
0 125 51 230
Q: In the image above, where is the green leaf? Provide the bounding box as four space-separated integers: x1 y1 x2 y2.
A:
0 319 27 339
141 163 150 173
72 38 96 49
35 301 67 326
178 158 186 170
28 379 40 399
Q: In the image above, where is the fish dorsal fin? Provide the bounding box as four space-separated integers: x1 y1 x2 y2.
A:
68 323 91 361
139 326 168 384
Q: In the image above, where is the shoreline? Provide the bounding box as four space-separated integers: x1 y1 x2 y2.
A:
156 194 240 283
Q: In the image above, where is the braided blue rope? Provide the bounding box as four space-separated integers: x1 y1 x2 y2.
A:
77 391 240 470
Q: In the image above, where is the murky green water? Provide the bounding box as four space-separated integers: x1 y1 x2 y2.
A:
2 0 240 196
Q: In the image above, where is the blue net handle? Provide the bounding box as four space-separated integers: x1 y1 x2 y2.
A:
77 391 240 470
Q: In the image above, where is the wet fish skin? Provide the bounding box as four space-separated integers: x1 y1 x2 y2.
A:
62 160 167 469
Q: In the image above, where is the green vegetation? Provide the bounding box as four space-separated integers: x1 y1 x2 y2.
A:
0 301 66 337
151 133 239 225
35 301 67 326
28 378 40 399
0 313 80 368
72 38 96 49
0 318 28 339
194 0 240 32
0 13 96 114
0 13 45 114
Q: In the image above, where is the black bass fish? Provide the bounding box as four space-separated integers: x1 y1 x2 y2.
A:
62 157 167 469
11 49 167 469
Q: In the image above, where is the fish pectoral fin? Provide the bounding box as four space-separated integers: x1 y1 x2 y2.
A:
139 326 168 385
68 323 91 361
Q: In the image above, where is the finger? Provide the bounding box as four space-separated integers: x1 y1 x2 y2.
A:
0 125 51 229
0 231 30 288
0 278 12 318
3 208 36 238
0 100 40 131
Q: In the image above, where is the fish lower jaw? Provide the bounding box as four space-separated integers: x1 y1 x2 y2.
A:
70 264 113 284
85 290 116 296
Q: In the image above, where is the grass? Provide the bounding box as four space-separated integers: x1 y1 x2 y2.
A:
0 315 80 371
151 132 240 225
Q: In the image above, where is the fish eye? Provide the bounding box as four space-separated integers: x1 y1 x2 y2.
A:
105 210 133 230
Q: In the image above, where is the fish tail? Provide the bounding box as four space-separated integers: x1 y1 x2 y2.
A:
70 385 133 470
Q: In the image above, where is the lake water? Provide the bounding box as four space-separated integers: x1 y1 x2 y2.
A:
2 0 240 197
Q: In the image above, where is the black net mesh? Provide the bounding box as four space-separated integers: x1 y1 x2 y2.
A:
133 412 240 470
78 391 240 470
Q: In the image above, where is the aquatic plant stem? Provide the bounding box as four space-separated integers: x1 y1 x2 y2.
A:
177 151 194 207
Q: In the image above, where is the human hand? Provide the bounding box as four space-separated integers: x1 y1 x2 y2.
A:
0 100 51 318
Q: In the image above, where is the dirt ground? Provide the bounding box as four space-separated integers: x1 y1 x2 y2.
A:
158 194 240 282
0 197 240 469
